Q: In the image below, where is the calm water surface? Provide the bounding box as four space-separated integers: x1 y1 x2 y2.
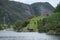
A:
0 31 60 40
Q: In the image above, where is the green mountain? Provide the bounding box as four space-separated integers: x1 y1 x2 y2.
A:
0 0 54 24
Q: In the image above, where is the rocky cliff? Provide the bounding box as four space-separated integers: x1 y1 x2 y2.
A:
0 0 54 24
31 2 54 16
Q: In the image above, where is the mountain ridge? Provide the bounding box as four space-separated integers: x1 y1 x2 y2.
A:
0 0 54 24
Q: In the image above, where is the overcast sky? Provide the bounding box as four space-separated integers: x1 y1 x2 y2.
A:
14 0 60 7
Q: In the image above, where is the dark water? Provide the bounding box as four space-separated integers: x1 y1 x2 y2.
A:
0 31 60 40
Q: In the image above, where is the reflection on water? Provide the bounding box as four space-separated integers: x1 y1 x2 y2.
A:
0 31 60 40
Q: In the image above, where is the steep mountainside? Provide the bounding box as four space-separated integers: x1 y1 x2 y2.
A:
0 0 54 24
0 0 34 24
31 2 54 16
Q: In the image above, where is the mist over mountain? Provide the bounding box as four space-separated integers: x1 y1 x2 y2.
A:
0 0 54 24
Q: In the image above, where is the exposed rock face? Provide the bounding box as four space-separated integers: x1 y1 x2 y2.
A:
31 2 54 16
0 0 33 24
0 0 54 24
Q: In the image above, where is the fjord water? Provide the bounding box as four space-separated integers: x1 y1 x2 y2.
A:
0 31 60 40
